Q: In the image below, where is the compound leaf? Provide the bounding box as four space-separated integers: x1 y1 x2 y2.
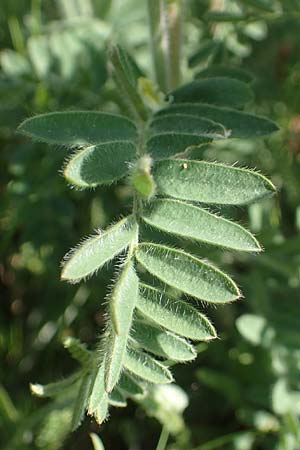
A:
137 284 216 340
61 216 137 283
64 141 137 188
142 199 261 252
135 244 240 303
155 103 278 138
124 347 173 384
153 159 275 205
168 78 253 107
18 111 137 146
131 320 196 361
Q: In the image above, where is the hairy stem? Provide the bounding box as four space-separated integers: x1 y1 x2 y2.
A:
147 0 184 93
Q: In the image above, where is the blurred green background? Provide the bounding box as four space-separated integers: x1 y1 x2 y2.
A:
1 1 300 449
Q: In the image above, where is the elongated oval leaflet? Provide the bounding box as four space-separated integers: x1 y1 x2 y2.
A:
153 160 275 205
188 41 220 68
61 216 137 283
71 373 93 431
131 320 196 361
90 434 106 450
137 284 216 340
124 347 173 384
204 11 247 22
111 44 144 88
88 364 107 415
64 141 136 188
30 372 81 398
109 389 127 407
63 336 91 365
196 65 254 84
149 114 227 138
18 111 137 146
154 103 278 139
110 261 138 335
240 0 274 12
118 372 145 397
147 133 211 159
95 396 109 425
135 244 240 303
142 199 261 252
168 78 253 107
105 331 127 393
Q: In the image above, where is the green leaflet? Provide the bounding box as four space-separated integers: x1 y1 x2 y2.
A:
105 260 138 392
155 103 278 138
239 0 274 12
137 284 216 340
109 389 127 408
147 114 227 158
188 41 220 68
124 347 173 384
131 320 196 361
105 331 127 393
30 372 81 398
149 114 227 138
196 65 254 84
204 11 247 22
71 373 92 431
109 44 148 122
90 434 105 450
147 133 212 159
142 199 261 252
146 134 211 159
236 314 267 346
153 159 275 205
64 141 137 188
111 44 144 88
94 396 109 425
61 216 137 283
27 35 51 79
18 111 137 146
63 337 91 366
110 261 138 335
135 244 240 303
168 78 253 107
88 364 107 415
118 372 145 397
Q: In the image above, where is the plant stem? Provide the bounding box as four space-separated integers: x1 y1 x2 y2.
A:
147 0 184 93
155 426 170 450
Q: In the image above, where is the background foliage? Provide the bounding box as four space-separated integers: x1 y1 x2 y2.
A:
1 1 300 449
